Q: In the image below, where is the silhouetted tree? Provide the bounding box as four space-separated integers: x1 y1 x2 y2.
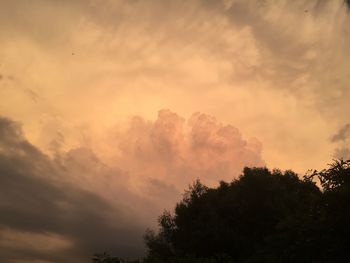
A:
307 159 350 262
93 252 124 263
144 167 322 262
99 159 350 262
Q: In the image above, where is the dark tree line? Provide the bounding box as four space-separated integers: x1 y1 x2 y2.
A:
95 159 350 263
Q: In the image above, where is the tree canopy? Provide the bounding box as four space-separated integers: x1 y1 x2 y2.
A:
143 160 350 263
95 159 350 263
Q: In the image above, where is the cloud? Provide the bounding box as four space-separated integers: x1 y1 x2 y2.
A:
331 123 350 159
1 0 348 173
331 123 350 142
334 147 350 159
0 109 262 261
2 0 350 258
0 110 264 261
115 109 264 187
0 117 145 262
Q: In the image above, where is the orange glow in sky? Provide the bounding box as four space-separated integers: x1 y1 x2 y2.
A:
1 0 350 262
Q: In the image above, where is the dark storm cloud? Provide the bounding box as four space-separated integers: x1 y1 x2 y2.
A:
0 117 145 262
346 0 350 8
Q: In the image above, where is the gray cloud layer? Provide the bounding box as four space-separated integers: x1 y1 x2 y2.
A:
0 117 145 262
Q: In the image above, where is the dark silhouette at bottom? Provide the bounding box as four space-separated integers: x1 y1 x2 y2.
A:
95 159 350 263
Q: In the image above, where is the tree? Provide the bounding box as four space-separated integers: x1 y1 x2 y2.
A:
144 167 321 262
99 159 350 262
307 159 350 262
92 252 124 263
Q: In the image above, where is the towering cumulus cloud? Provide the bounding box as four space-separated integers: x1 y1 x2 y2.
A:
117 110 264 188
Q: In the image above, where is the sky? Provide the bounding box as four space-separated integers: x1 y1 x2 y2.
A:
1 0 350 262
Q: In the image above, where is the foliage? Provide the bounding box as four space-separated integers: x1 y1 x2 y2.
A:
93 252 125 263
95 159 350 263
144 160 350 262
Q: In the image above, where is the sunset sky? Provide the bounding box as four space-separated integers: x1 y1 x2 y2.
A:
1 0 350 262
